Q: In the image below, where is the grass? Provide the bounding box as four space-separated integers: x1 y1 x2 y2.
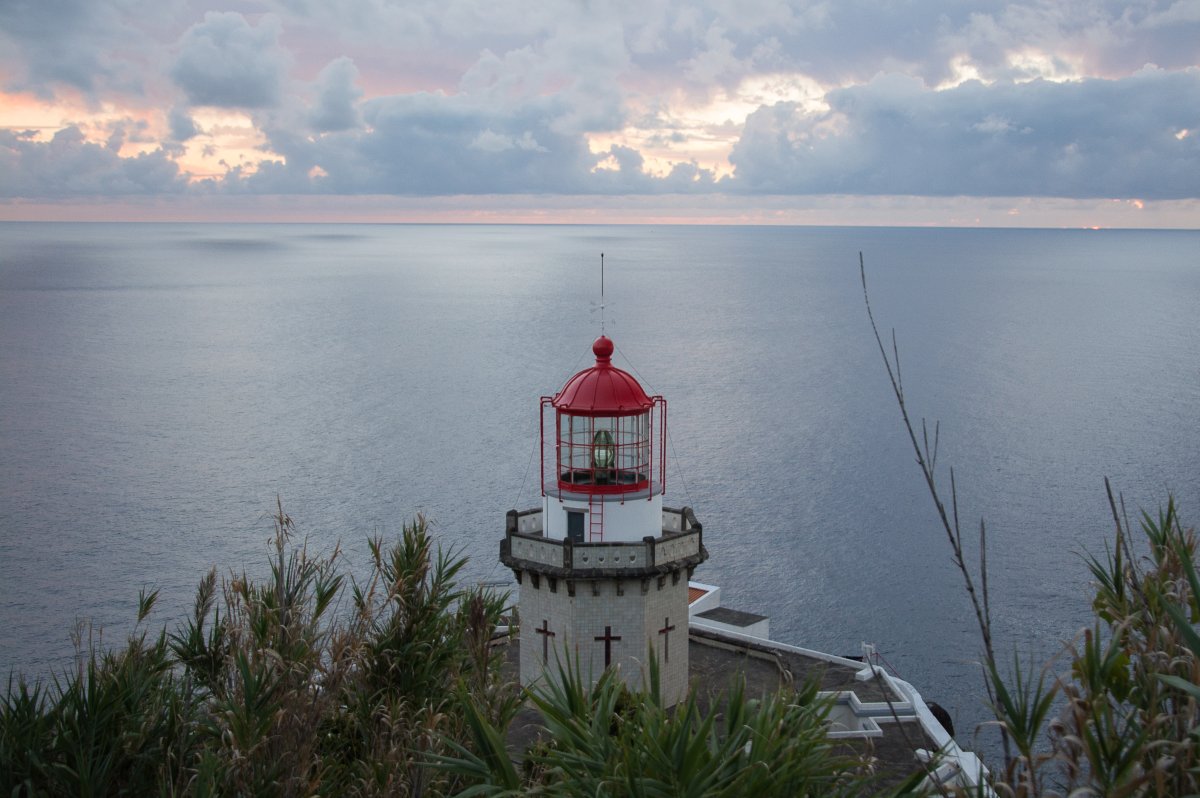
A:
862 253 1200 797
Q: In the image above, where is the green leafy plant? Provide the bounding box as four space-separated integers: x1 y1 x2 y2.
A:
434 651 915 797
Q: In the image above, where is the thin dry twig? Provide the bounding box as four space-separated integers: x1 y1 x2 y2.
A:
860 252 1013 768
859 253 996 664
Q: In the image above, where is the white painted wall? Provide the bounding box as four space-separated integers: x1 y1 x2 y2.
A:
687 581 722 615
542 492 664 542
691 614 770 639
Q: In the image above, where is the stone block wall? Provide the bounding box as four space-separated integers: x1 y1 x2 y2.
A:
518 570 691 706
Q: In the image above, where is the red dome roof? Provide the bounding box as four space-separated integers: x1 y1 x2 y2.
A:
552 336 653 416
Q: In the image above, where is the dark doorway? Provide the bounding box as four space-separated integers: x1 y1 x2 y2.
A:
567 510 585 543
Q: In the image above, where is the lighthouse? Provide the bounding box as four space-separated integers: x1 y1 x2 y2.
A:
500 335 708 705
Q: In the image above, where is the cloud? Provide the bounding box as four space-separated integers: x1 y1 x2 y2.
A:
233 19 642 195
0 0 130 96
240 91 595 194
455 21 631 136
0 126 186 197
242 70 715 197
171 12 290 109
168 107 199 141
470 130 548 153
2 0 1199 207
309 57 363 132
729 67 1200 199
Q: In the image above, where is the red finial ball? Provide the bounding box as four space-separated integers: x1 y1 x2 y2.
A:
592 335 614 363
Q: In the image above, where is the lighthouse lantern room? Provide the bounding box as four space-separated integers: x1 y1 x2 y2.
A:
501 335 707 706
541 334 666 543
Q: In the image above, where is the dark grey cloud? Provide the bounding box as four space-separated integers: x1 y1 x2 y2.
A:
0 126 186 197
170 12 290 108
730 68 1200 199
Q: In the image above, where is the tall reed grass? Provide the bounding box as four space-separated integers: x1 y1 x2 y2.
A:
863 254 1200 797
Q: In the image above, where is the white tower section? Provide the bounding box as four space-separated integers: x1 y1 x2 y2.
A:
501 336 707 706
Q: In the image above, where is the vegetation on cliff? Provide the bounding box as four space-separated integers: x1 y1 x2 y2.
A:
3 490 1198 796
2 506 516 796
0 503 900 796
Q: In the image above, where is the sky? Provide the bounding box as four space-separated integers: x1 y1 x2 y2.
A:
1 0 1198 226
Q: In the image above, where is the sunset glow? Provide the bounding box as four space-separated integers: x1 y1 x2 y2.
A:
1 0 1197 226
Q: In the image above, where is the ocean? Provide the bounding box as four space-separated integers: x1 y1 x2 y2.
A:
2 222 1198 751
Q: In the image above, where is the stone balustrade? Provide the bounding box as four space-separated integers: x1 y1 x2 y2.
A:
501 506 706 579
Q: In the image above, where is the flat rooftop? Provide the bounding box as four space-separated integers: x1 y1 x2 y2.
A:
694 606 768 627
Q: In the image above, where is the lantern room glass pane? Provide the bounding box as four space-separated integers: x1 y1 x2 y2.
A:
557 410 651 488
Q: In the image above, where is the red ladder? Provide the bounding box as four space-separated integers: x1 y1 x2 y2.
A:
589 493 604 542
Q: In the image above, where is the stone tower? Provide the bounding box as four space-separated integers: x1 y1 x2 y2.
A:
500 335 707 705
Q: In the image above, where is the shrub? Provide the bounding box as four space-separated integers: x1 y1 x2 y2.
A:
1 506 515 797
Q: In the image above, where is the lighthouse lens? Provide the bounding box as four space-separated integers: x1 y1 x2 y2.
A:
592 428 615 469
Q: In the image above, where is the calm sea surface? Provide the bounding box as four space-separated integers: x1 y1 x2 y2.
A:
2 222 1198 749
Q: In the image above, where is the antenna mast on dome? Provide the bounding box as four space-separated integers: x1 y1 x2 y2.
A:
599 252 606 336
590 252 613 337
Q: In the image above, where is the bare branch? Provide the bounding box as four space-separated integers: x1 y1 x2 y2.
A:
950 469 963 556
981 519 991 632
892 329 904 401
860 252 1009 763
